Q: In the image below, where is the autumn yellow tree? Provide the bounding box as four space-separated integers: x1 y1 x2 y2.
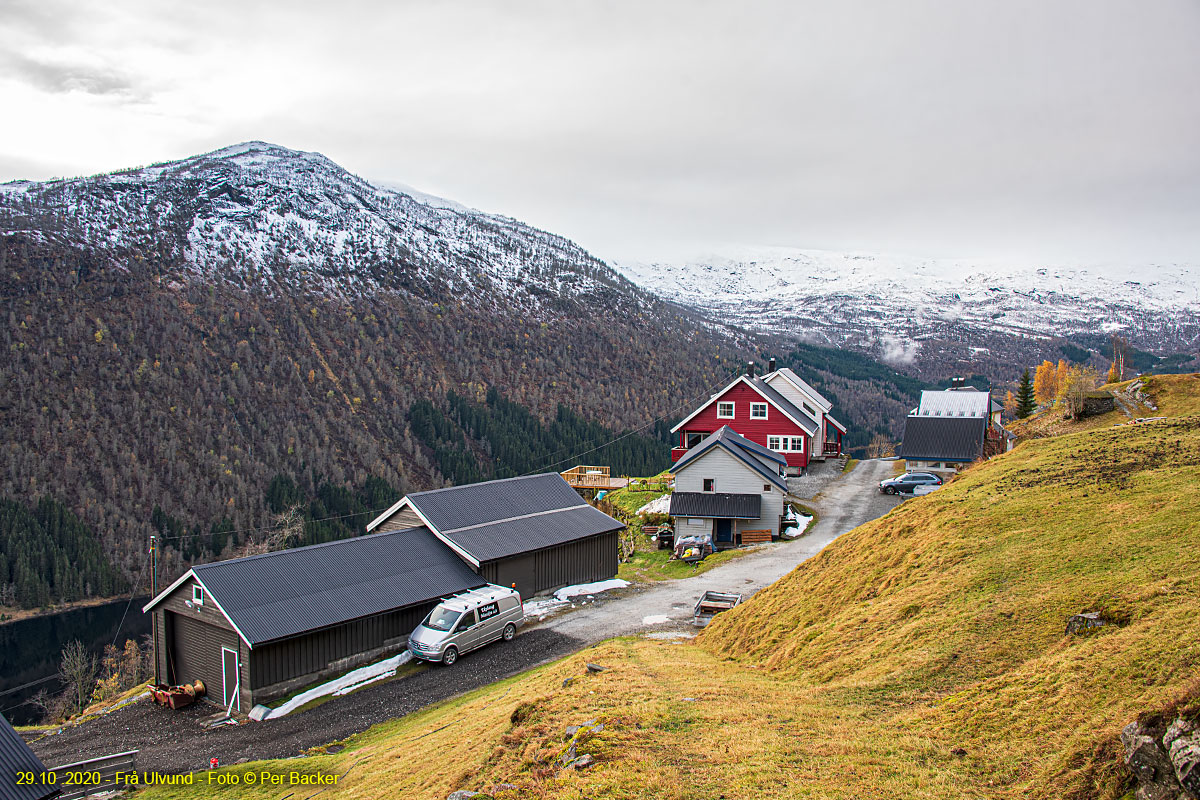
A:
1033 360 1058 404
1054 359 1070 399
1003 390 1018 418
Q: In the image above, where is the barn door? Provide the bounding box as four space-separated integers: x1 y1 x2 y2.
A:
221 647 240 711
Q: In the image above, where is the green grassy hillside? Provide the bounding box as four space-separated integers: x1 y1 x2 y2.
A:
136 378 1200 799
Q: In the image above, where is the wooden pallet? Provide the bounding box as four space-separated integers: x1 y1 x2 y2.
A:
739 529 772 544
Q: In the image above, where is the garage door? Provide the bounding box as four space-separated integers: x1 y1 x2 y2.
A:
167 611 240 708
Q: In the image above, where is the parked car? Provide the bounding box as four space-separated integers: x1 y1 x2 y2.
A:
878 472 943 495
408 584 523 666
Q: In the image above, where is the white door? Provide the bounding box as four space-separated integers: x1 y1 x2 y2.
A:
221 647 240 710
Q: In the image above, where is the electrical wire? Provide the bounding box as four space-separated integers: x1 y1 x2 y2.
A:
150 363 744 544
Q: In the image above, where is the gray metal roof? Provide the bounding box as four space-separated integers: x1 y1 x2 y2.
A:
1 714 58 800
405 473 625 564
669 492 762 519
915 390 992 418
749 378 819 435
672 426 787 491
164 527 486 646
764 367 834 413
900 415 985 462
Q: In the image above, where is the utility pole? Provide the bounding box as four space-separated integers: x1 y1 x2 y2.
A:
150 534 158 685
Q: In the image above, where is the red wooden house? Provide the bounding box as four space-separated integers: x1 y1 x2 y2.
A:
671 364 822 474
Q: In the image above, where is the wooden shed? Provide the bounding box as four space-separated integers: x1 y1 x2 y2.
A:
142 527 485 711
367 473 625 598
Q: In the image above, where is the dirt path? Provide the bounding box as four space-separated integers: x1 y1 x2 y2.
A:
29 460 901 771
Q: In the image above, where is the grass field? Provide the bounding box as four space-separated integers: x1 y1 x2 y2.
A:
135 377 1200 799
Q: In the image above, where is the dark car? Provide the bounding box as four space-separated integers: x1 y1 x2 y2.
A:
878 472 943 495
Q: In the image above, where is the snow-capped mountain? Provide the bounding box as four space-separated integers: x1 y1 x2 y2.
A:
0 141 643 314
614 247 1200 364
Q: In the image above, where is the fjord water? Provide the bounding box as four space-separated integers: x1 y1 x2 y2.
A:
0 598 150 725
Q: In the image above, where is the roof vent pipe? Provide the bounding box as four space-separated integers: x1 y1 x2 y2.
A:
768 357 776 373
747 361 755 378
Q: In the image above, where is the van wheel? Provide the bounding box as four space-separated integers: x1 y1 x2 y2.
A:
502 623 516 641
442 646 458 666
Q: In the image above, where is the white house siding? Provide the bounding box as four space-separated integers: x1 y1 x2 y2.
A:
764 373 826 453
674 447 785 537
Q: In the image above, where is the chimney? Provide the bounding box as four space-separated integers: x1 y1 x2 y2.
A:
768 357 776 373
746 361 755 378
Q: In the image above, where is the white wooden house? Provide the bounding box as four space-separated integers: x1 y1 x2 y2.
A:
668 426 789 547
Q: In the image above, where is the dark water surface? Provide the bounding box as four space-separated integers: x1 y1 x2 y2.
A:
0 597 150 725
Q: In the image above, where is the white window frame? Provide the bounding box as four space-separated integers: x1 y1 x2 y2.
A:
192 584 204 605
703 478 715 492
716 401 735 419
791 436 805 453
767 435 782 451
749 402 768 420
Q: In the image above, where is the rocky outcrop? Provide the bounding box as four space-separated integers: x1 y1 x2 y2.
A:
1123 717 1200 799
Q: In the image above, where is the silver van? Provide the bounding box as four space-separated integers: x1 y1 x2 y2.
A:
408 584 523 665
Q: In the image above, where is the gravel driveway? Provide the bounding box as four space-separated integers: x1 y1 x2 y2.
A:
29 459 900 771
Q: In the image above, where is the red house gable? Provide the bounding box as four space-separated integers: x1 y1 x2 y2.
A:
671 380 812 469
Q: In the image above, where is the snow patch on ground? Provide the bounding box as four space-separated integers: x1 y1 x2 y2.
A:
643 631 695 640
267 652 412 719
555 579 628 600
642 614 671 625
636 494 671 515
521 579 631 621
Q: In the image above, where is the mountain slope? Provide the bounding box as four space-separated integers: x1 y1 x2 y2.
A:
135 375 1200 799
0 143 751 583
615 247 1200 378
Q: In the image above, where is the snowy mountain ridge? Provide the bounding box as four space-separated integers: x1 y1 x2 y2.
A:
0 141 644 315
612 247 1200 358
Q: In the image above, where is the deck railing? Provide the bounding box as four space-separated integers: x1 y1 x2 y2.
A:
560 465 613 488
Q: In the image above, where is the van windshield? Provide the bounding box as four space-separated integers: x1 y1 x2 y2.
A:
424 606 462 632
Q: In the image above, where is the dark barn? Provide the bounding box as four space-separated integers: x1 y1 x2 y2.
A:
142 527 485 711
368 473 624 598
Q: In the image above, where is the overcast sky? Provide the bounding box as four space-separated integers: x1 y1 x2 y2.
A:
1 0 1198 264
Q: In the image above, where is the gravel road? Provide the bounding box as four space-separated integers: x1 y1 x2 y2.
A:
29 459 901 771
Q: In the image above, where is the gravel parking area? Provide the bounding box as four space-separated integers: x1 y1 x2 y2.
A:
29 627 586 772
29 460 900 772
786 457 846 500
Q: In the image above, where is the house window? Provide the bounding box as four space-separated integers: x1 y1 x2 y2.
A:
686 431 706 448
763 484 772 492
792 436 805 453
803 403 816 416
717 402 735 419
750 402 768 419
768 436 782 451
703 478 714 492
192 584 204 606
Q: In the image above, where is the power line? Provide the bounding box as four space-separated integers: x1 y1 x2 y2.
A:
152 364 743 544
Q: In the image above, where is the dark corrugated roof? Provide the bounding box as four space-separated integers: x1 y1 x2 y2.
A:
404 473 624 564
669 492 762 519
900 416 985 462
750 378 819 435
186 527 485 646
405 473 585 533
672 427 787 491
447 504 624 562
1 714 58 800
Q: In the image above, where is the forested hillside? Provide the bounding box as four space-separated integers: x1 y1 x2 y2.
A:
0 230 740 596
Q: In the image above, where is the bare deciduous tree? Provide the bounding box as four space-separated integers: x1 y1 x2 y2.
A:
59 640 97 718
